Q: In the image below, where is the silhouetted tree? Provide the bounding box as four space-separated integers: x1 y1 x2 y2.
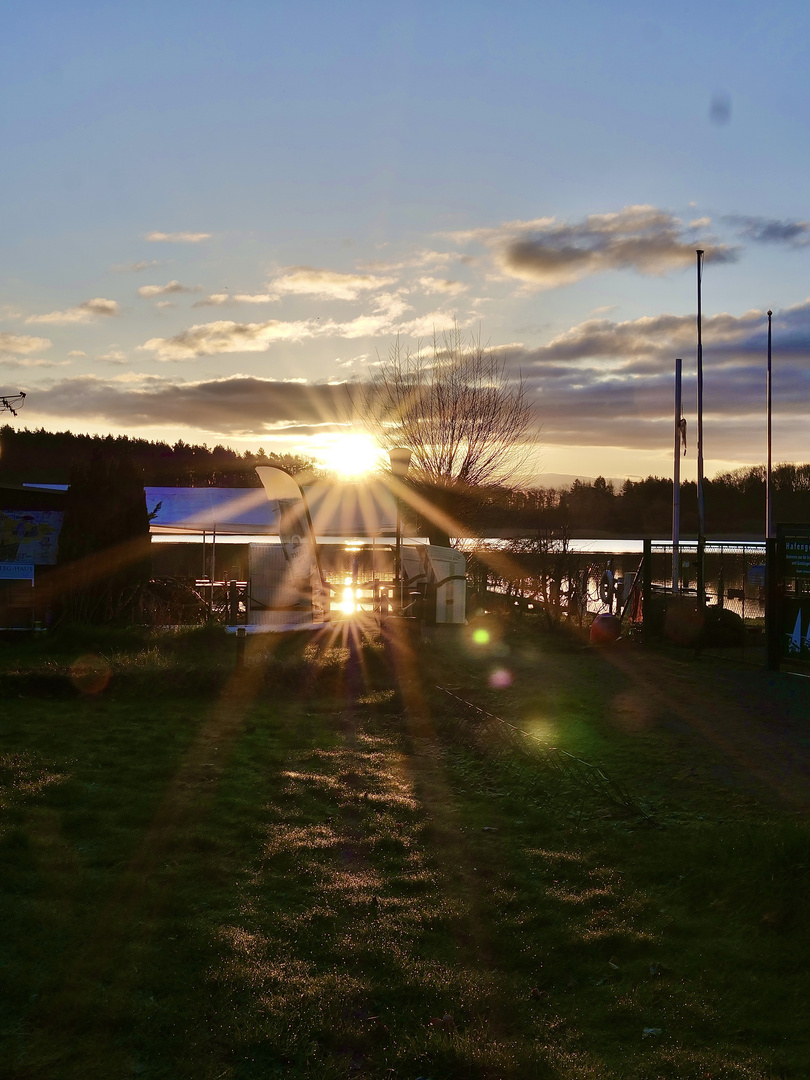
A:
361 327 537 544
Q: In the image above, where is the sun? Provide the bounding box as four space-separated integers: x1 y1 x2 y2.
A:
323 432 383 479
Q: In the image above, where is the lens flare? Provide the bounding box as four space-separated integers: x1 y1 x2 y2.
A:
472 628 490 645
70 653 112 695
488 667 513 689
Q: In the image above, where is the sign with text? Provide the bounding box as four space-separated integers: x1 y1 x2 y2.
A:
0 563 34 582
777 524 810 663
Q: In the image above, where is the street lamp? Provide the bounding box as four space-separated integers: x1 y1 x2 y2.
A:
389 447 412 613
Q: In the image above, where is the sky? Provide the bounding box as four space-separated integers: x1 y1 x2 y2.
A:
2 0 809 485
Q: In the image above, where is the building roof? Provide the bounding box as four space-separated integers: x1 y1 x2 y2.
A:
146 487 276 534
146 481 403 537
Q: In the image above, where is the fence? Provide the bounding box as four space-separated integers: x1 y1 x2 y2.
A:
650 541 766 617
650 541 767 665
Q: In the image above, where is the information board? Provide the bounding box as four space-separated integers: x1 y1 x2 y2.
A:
777 524 810 662
0 510 63 565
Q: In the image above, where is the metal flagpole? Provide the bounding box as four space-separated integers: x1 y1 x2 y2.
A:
765 309 780 670
766 310 773 541
673 358 683 594
696 250 706 614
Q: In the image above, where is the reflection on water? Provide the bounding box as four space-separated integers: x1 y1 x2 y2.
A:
467 538 768 623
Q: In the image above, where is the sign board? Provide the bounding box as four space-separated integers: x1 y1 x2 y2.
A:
0 563 34 582
783 536 810 578
777 525 810 662
0 510 63 565
747 564 766 588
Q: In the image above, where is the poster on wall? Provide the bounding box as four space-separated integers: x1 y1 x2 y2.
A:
0 511 63 565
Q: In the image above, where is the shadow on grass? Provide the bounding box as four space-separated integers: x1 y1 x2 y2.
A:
1 627 808 1078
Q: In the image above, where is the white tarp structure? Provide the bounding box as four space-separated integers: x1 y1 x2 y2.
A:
253 467 329 628
146 471 465 628
146 487 276 535
146 479 408 540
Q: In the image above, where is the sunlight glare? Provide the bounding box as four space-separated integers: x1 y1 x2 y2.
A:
339 577 356 615
323 432 382 479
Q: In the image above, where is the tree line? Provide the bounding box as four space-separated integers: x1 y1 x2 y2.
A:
556 467 810 535
0 426 311 487
423 465 810 538
3 426 809 537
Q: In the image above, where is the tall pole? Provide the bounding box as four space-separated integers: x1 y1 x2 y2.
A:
696 250 706 613
766 309 773 541
395 496 402 612
389 447 412 616
765 308 780 670
673 358 683 594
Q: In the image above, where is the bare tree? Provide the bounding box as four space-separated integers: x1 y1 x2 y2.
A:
362 325 537 489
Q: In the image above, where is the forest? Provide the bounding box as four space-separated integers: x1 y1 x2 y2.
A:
418 466 810 538
0 426 310 488
2 425 809 537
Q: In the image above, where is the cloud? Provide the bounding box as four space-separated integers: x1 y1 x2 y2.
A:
417 276 467 296
726 215 810 247
444 205 736 288
137 280 200 298
0 357 67 369
491 300 810 456
111 259 162 272
146 231 210 243
334 353 369 369
139 292 454 360
25 298 120 325
26 298 810 461
141 318 321 361
520 308 763 366
359 249 460 272
84 298 120 316
28 374 359 435
193 292 277 307
68 350 87 358
268 266 397 300
0 332 52 356
98 349 128 364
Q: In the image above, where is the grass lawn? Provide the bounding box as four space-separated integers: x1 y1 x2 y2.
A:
0 621 808 1079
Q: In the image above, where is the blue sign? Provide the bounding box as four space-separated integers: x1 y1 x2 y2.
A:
0 563 34 582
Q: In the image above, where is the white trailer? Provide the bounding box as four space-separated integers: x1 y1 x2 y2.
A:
400 544 466 625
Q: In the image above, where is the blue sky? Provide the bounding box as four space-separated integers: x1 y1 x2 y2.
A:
2 0 809 482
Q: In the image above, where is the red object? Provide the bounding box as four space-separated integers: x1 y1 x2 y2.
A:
590 613 621 644
664 599 703 646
